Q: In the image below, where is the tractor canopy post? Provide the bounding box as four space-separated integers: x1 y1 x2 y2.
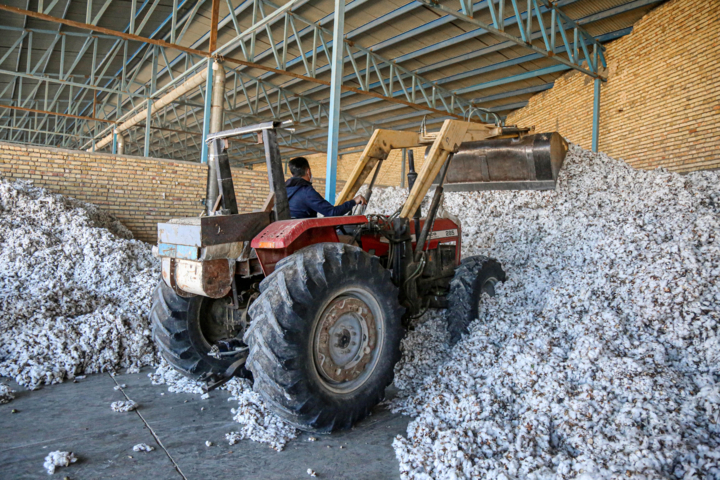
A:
212 138 238 215
262 128 291 222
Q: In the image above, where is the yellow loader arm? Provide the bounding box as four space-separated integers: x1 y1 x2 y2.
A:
335 120 503 218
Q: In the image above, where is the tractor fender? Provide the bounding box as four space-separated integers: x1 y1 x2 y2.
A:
251 215 368 275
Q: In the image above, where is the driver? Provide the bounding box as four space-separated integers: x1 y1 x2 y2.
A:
285 157 367 219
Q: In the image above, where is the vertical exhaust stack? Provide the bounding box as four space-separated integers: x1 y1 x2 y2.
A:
206 62 226 216
116 133 125 155
435 132 569 192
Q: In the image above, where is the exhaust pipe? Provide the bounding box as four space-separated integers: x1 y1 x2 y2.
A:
435 133 568 192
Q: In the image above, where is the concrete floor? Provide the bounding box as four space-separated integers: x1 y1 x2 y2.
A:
0 368 410 479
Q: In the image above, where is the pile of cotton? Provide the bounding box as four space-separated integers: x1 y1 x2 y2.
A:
0 179 159 389
383 145 720 479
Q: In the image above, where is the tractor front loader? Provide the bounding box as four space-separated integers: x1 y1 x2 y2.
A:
151 119 567 432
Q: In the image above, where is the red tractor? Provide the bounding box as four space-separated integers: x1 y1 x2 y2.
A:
151 120 567 432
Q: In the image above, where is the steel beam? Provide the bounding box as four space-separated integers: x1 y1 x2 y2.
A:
144 99 152 156
325 0 345 203
592 77 601 152
200 60 213 164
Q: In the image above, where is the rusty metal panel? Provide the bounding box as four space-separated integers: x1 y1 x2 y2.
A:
237 257 263 277
158 212 272 247
173 258 235 299
200 212 272 246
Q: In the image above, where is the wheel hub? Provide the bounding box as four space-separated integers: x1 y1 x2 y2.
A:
314 297 376 384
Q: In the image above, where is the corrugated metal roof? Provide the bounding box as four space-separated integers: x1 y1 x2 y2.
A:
0 0 664 161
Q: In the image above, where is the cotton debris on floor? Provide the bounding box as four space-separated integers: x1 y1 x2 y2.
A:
132 443 154 452
149 361 298 451
43 451 76 475
379 144 720 479
0 179 159 389
111 400 137 412
0 382 14 404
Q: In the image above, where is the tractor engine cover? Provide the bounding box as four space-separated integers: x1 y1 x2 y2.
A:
436 132 568 192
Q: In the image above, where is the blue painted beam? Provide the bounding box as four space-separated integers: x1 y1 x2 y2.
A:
592 78 601 152
144 99 152 157
325 0 346 203
200 60 213 164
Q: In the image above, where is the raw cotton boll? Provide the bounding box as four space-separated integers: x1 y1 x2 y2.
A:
43 451 76 474
224 377 298 451
0 383 14 404
132 443 154 452
0 179 160 389
111 400 137 412
385 144 720 479
148 361 205 395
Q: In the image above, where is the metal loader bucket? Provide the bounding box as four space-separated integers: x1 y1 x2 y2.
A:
437 132 568 192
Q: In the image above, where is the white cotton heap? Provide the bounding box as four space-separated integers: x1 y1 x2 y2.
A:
382 144 720 479
148 361 206 395
0 179 159 389
0 382 14 404
43 451 76 475
111 400 137 412
225 377 298 451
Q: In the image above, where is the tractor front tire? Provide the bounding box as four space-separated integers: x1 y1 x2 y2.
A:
150 279 246 379
446 256 506 345
244 243 404 433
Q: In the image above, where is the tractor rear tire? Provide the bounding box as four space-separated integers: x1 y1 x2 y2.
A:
244 243 404 433
446 256 506 345
150 279 246 379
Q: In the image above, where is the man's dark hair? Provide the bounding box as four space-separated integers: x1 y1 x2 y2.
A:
288 157 310 178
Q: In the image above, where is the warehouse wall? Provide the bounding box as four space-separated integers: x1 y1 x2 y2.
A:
254 146 429 189
506 0 720 172
0 142 338 243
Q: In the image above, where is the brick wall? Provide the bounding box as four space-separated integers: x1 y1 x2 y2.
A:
0 142 338 243
255 146 429 188
506 0 720 173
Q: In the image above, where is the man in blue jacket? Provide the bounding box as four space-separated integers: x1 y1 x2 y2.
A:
285 157 366 219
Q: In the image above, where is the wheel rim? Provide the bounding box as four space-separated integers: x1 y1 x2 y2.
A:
199 297 242 347
312 288 384 394
477 276 499 312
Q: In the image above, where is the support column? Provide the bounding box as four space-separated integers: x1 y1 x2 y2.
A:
592 78 601 153
400 148 407 188
144 98 152 157
200 59 214 164
112 129 117 154
325 0 346 203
